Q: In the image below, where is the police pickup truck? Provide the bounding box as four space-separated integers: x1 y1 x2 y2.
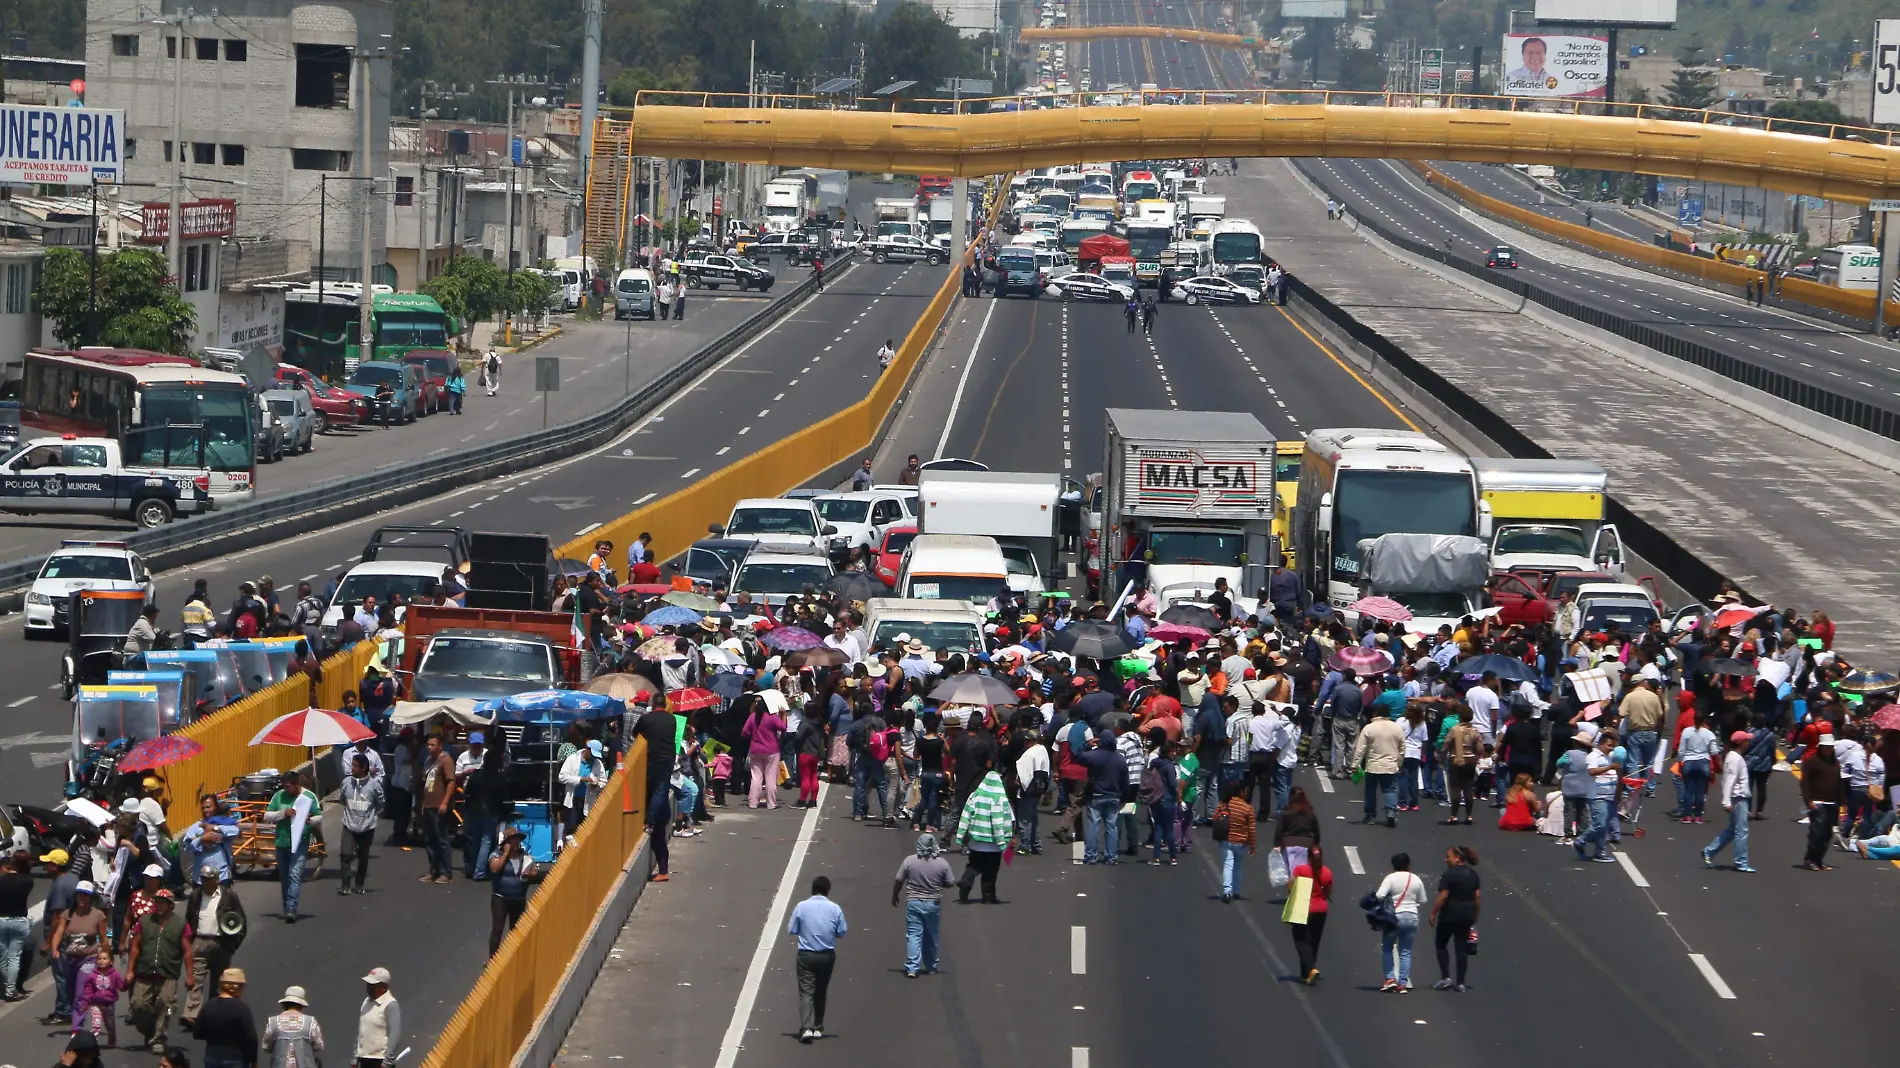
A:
678 251 776 292
0 436 217 528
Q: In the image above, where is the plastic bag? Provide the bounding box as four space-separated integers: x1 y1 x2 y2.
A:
1281 874 1313 925
1268 847 1290 889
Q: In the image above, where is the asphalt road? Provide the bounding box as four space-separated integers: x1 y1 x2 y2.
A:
0 257 947 1067
1428 160 1661 244
0 288 797 567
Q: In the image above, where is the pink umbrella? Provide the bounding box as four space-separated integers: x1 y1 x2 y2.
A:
1328 646 1395 675
248 707 375 748
760 626 825 651
1350 596 1412 623
1711 604 1768 629
1148 623 1210 644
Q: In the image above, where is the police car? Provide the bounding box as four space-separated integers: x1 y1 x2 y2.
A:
866 234 945 265
678 252 776 292
25 541 155 639
1 436 216 528
1044 270 1134 303
1169 275 1263 305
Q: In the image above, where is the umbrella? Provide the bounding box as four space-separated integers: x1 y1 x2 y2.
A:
118 735 205 772
555 557 595 580
1329 647 1396 676
1048 620 1135 660
642 604 704 628
1350 596 1412 623
782 646 847 669
760 626 825 651
707 671 749 703
1711 604 1770 629
1870 704 1900 731
662 591 718 612
1837 670 1900 696
1148 623 1210 644
701 646 746 668
586 673 660 702
1452 653 1539 683
248 707 373 747
929 673 1023 706
1702 657 1758 678
827 572 878 602
635 635 681 660
1159 603 1221 630
668 687 722 711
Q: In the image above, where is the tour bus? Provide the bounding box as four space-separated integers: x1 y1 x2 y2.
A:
1291 429 1489 617
17 349 258 502
1816 244 1880 290
283 287 458 382
1210 219 1265 273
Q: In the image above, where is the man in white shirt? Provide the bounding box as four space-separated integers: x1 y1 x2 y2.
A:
824 619 866 663
1013 735 1051 853
1700 732 1755 872
1574 735 1621 863
356 967 402 1067
1464 674 1501 743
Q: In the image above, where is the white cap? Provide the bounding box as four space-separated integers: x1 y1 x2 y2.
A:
1639 664 1663 683
361 966 392 985
142 863 165 878
120 798 143 815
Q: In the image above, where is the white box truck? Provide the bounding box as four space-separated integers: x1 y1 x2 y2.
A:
762 178 809 234
916 470 1062 594
874 197 920 239
1097 409 1277 614
927 197 956 247
1184 193 1227 235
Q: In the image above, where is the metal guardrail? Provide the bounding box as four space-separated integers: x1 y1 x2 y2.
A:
1331 207 1900 437
0 253 851 595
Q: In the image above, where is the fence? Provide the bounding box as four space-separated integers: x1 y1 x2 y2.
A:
420 744 648 1068
158 640 379 830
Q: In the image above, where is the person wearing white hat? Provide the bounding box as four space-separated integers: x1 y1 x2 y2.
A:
355 966 401 1068
264 984 324 1068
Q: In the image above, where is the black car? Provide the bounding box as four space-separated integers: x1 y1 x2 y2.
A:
1486 245 1518 269
680 253 776 292
672 537 755 589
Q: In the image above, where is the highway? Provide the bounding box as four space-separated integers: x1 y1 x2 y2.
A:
0 255 943 1065
1427 159 1661 243
0 285 800 566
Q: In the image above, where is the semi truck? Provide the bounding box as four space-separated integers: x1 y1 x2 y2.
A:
1473 458 1622 578
762 178 809 234
916 470 1062 594
1355 533 1492 635
1094 408 1277 614
874 197 920 239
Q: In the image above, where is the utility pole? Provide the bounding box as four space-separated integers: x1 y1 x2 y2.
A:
358 47 377 361
580 0 603 186
506 87 516 276
163 9 196 285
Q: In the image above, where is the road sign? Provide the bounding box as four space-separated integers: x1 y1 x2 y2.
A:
1420 48 1444 93
1878 21 1900 126
535 356 560 391
1871 199 1900 213
1677 199 1703 226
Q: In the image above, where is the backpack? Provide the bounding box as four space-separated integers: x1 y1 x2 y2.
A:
1211 802 1231 841
1138 759 1167 805
1026 767 1051 796
1448 724 1480 768
868 727 892 763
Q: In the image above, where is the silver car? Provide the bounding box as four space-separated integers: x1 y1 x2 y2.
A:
261 388 316 455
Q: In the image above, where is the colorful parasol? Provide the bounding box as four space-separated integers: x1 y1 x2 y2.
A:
248 707 374 747
118 735 205 772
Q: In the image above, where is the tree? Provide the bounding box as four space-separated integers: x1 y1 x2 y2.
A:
1767 98 1848 126
1665 47 1718 111
506 270 557 330
420 255 509 348
35 247 196 354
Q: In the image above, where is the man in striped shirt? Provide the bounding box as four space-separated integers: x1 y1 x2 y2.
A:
954 770 1015 903
1116 722 1145 858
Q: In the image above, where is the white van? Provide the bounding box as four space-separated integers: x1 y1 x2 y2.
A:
1817 244 1880 290
895 533 1009 606
613 268 656 320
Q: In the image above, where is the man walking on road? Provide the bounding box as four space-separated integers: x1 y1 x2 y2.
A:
892 834 955 977
125 889 188 1052
788 875 846 1043
354 967 401 1068
1700 731 1756 872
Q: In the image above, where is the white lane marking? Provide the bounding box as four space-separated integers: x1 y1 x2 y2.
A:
1073 1049 1089 1068
1072 836 1085 866
8 695 34 707
633 493 656 506
1615 851 1650 888
716 446 731 456
298 574 318 583
1688 953 1737 999
1342 845 1365 875
935 295 999 458
1315 771 1334 794
1071 925 1086 975
757 409 770 418
680 468 700 479
713 782 830 1068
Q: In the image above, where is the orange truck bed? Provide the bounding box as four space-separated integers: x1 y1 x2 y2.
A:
399 605 580 687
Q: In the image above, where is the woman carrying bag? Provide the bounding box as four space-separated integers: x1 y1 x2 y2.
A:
1283 844 1333 985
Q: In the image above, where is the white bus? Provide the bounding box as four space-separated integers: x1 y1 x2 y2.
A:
1291 429 1489 617
1816 244 1879 290
1059 216 1110 253
1210 219 1264 272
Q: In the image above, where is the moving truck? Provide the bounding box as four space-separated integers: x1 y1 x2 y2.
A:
1356 533 1492 635
763 178 809 234
928 197 956 246
1096 408 1277 615
917 471 1062 594
874 197 920 238
1473 458 1622 578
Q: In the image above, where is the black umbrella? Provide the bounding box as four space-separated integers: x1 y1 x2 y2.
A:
706 670 748 704
929 673 1022 706
826 571 878 603
1452 653 1540 684
1049 620 1135 660
1159 603 1222 631
1702 657 1758 677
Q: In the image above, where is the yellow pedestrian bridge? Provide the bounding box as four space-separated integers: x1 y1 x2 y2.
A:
611 90 1900 203
1018 24 1264 49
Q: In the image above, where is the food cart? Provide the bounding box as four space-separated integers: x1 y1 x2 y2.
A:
476 690 626 862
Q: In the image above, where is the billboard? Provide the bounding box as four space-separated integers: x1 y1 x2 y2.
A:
0 103 124 186
1533 0 1677 27
1499 33 1608 99
1876 20 1900 126
1279 0 1349 17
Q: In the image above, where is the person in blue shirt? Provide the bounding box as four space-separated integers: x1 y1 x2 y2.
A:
787 876 847 1043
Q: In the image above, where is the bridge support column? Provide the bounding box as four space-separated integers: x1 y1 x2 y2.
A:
952 177 970 267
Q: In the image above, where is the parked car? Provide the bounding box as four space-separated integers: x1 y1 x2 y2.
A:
340 361 422 424
403 350 456 414
260 388 316 455
867 234 944 265
253 397 288 463
1044 270 1133 303
273 364 367 432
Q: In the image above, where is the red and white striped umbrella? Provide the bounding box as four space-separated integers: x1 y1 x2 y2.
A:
248 707 375 747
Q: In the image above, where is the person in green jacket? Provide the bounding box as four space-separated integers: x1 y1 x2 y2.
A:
954 769 1014 904
260 771 321 924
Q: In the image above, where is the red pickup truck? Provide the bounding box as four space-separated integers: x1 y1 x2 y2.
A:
273 364 367 431
1488 570 1667 630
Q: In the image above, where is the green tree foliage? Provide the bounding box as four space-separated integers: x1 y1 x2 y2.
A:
1766 98 1849 125
420 256 510 345
1665 48 1719 111
506 269 557 327
35 248 196 354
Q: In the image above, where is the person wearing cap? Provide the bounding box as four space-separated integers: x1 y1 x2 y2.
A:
135 777 170 842
33 847 78 1018
194 967 257 1068
338 751 385 895
181 864 245 1029
1700 730 1756 872
125 886 189 1052
1619 667 1665 781
224 581 266 640
455 732 499 879
46 877 107 1027
354 967 401 1068
264 985 324 1068
125 861 168 938
487 826 537 956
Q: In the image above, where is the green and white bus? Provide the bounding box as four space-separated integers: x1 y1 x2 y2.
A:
283 287 459 382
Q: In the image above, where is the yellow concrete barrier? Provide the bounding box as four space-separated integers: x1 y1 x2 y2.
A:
1413 162 1900 325
421 745 649 1068
158 641 379 830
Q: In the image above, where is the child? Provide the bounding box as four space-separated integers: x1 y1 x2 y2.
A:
673 729 702 838
72 946 124 1046
1173 742 1199 854
1474 743 1497 802
710 748 733 808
